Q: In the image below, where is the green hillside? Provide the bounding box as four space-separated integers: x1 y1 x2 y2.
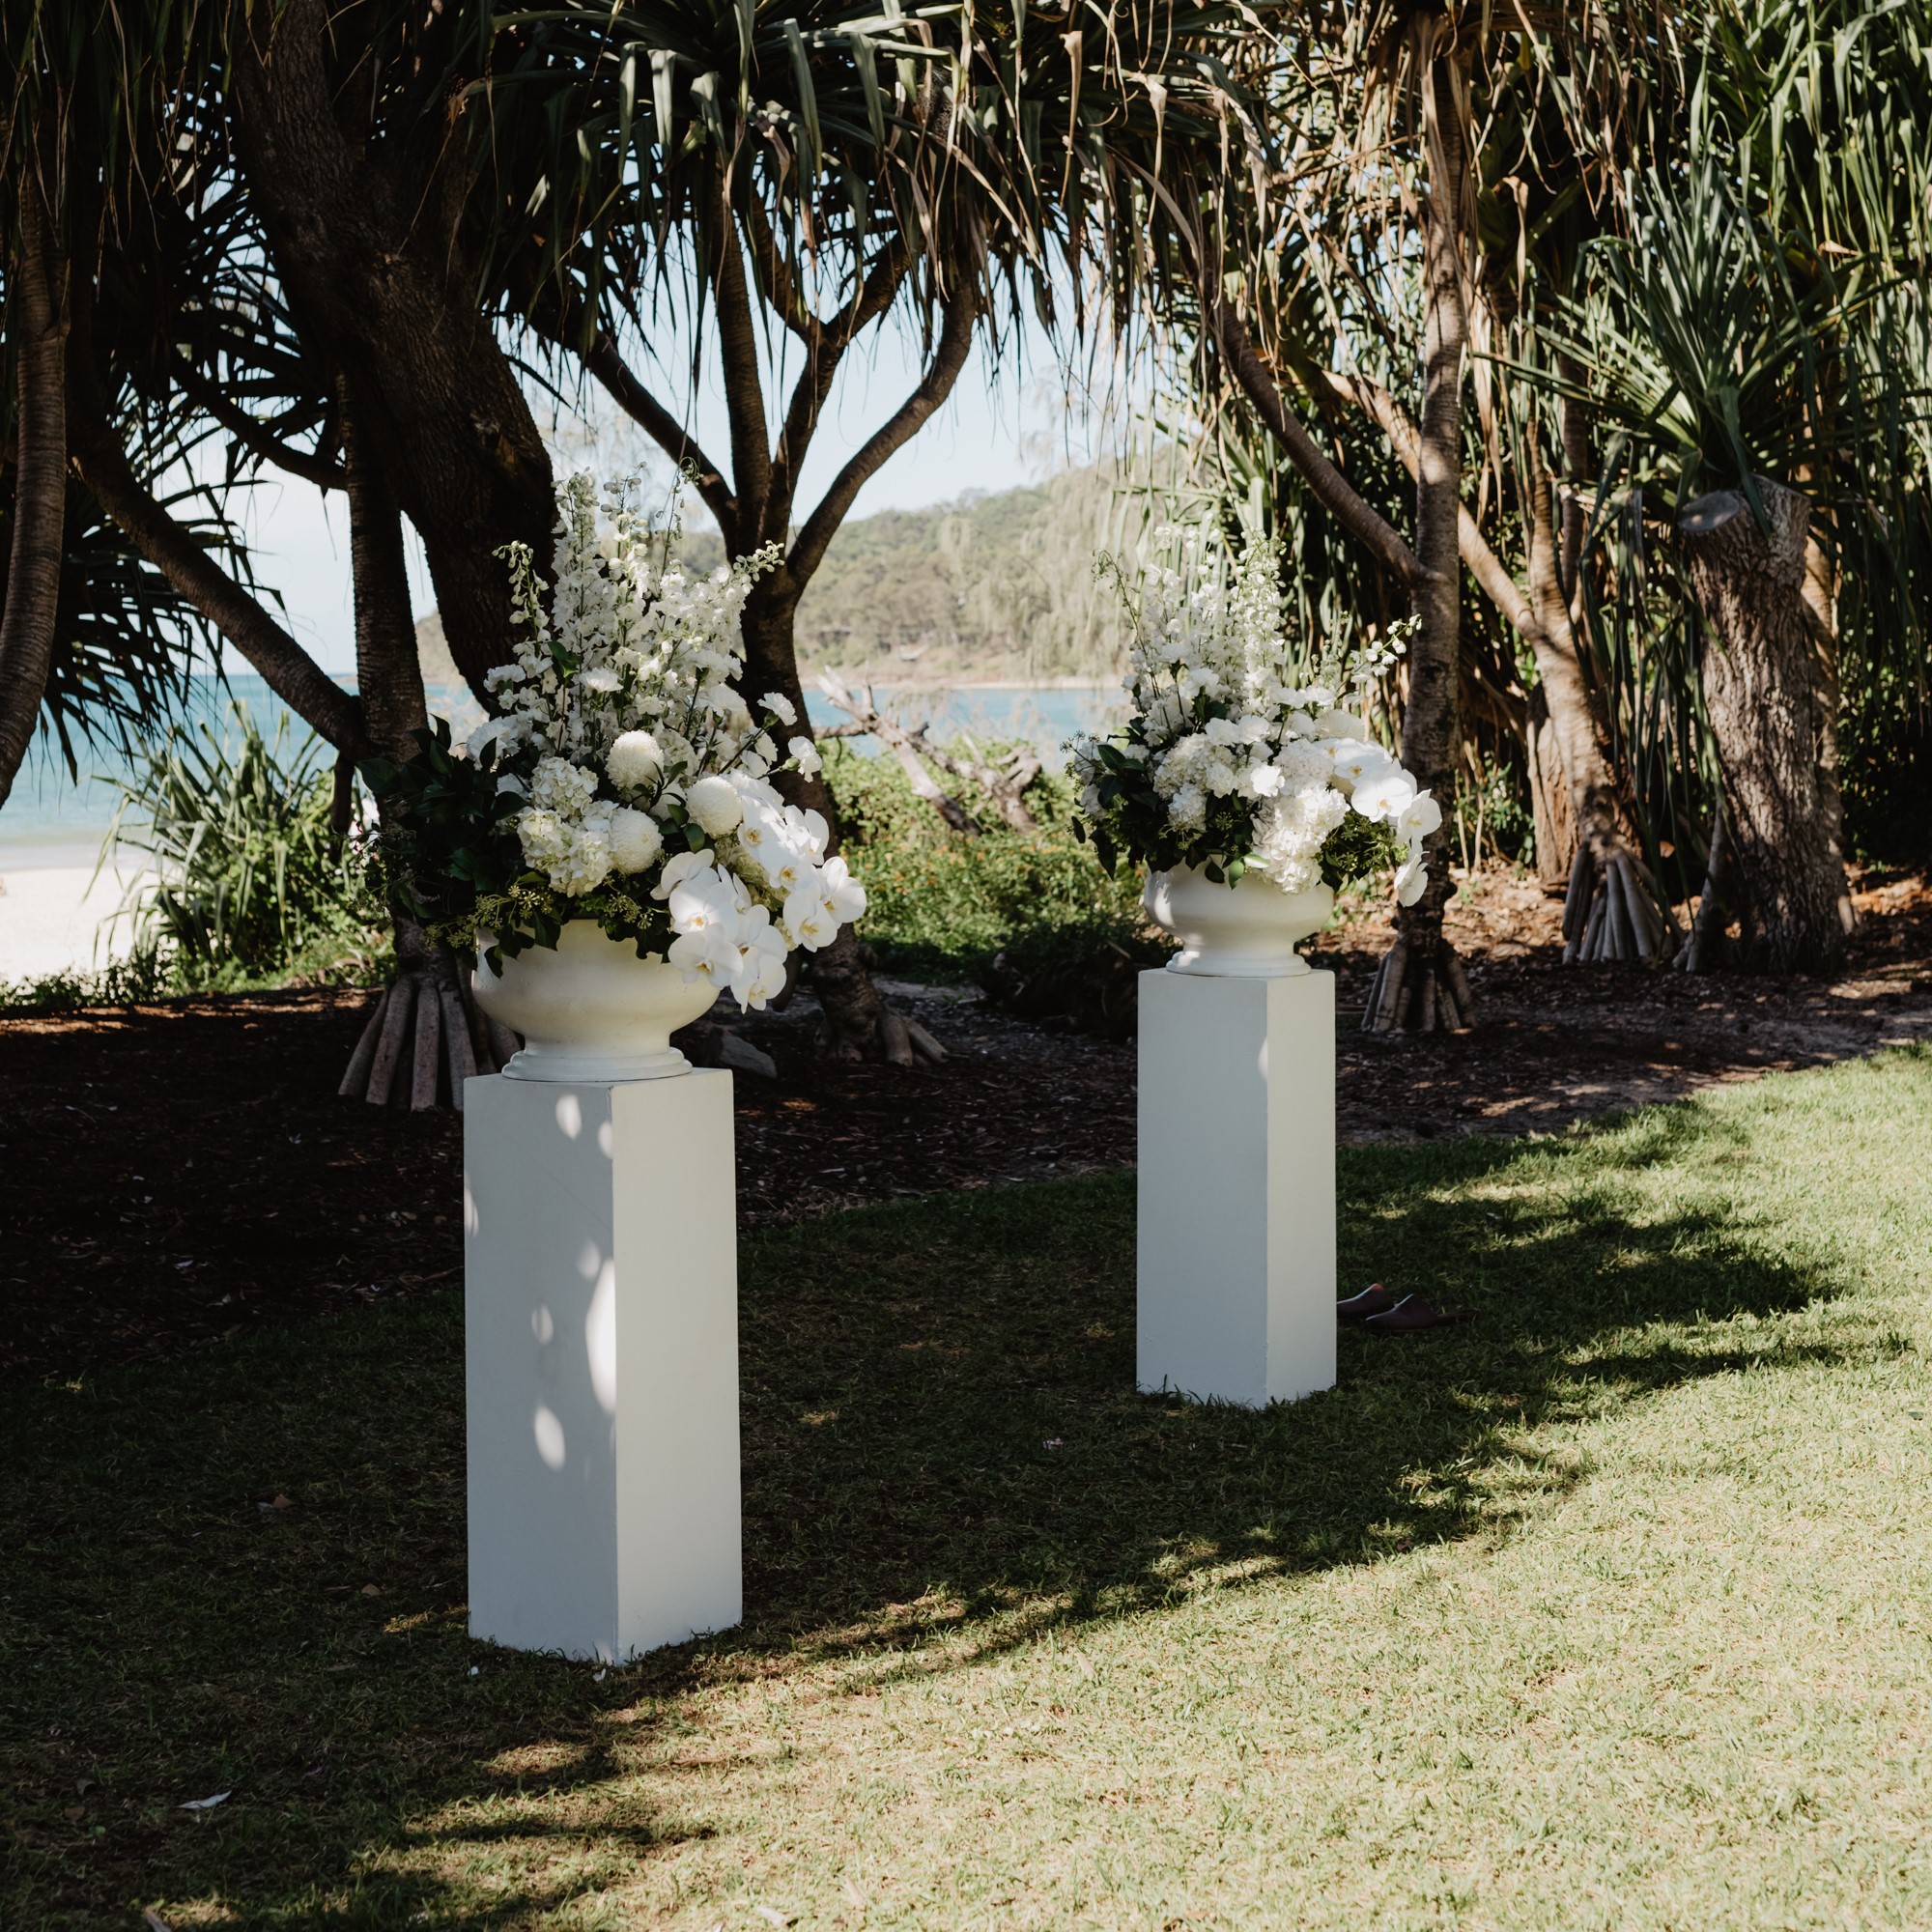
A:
680 468 1136 683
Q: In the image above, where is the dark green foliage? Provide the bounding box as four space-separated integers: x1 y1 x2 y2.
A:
108 704 386 991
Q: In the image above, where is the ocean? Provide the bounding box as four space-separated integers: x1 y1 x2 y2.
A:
0 674 1124 869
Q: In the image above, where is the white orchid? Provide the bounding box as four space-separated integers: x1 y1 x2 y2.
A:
1350 768 1418 823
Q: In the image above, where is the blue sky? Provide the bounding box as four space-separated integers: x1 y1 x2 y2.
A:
241 309 1116 678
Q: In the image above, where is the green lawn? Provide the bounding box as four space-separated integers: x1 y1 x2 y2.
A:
6 1049 1932 1929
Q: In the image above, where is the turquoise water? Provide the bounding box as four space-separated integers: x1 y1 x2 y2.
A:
0 675 1122 867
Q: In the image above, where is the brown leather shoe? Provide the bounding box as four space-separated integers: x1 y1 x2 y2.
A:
1337 1283 1399 1322
1363 1294 1475 1334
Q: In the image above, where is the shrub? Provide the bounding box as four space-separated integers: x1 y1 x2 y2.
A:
106 703 388 991
826 740 1165 991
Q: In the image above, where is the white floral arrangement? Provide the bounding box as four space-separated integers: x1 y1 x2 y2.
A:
371 473 864 1009
1069 534 1441 903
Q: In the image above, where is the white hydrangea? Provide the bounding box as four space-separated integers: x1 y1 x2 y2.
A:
1252 784 1351 894
529 755 596 819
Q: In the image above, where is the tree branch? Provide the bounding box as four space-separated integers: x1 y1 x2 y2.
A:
1208 295 1431 593
763 246 909 549
711 186 773 544
68 316 368 754
788 288 978 587
740 194 821 347
1129 161 1429 592
1322 369 1543 642
576 329 739 543
167 348 347 491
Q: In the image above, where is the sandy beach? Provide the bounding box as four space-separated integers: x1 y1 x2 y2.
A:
0 860 144 983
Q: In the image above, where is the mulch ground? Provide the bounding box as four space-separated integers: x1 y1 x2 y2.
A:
4 867 1927 1383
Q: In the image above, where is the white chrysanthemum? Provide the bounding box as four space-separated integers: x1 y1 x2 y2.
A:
608 808 663 875
684 774 744 837
608 730 663 791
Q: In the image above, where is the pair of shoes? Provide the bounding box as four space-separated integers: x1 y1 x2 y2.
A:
1337 1283 1397 1321
1363 1294 1476 1334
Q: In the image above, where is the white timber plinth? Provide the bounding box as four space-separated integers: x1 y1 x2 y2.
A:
1137 969 1336 1406
463 1069 741 1660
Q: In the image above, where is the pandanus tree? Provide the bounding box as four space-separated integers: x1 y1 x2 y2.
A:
479 0 1285 1058
1141 1 1697 1025
1525 0 1932 974
0 0 227 808
5 0 1300 1084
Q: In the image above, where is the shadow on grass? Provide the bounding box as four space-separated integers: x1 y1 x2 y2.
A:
1 1053 1917 1927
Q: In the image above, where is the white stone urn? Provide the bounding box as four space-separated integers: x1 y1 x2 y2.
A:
470 920 719 1082
1145 866 1335 978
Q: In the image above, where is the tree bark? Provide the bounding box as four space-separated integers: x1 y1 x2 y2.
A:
228 0 553 699
1676 478 1850 976
0 172 68 808
1801 526 1858 940
1524 685 1575 888
339 377 498 1108
1379 33 1475 1034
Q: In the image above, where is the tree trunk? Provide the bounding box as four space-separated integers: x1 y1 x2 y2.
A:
0 172 67 808
1801 526 1858 940
228 0 553 699
1373 33 1475 1035
337 379 504 1107
1676 478 1849 976
1523 434 1673 963
738 585 938 1064
1524 685 1576 889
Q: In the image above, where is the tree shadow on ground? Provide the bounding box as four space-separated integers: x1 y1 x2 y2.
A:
727 1088 1893 1678
2 1065 1912 1927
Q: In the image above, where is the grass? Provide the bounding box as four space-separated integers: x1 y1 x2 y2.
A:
5 1048 1932 1928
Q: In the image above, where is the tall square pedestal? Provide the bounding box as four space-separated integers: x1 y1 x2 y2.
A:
464 1070 741 1660
1137 969 1336 1406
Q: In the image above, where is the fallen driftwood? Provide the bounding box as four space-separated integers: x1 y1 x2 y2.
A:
813 671 1041 833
